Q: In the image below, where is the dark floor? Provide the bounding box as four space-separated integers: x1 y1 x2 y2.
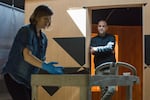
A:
0 93 12 100
0 76 12 100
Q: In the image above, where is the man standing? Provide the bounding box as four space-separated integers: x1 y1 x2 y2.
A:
90 20 116 100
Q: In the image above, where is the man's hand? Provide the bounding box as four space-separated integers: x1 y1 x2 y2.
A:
106 42 114 49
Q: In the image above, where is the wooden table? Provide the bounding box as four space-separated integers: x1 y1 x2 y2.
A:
31 74 139 100
31 74 89 100
90 75 139 100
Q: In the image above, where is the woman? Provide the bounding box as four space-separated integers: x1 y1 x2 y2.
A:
2 5 63 100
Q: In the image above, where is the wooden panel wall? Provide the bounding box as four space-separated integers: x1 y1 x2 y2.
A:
24 0 150 99
25 0 91 100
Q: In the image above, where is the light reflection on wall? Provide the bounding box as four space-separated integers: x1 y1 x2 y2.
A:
67 8 86 37
0 3 24 72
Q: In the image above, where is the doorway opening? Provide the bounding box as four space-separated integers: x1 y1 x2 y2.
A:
90 7 143 100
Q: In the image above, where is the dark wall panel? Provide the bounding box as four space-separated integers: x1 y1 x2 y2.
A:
145 35 150 65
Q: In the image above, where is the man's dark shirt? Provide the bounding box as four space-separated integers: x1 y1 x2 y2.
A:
90 33 116 67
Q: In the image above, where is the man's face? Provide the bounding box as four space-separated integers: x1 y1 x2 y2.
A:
97 21 108 36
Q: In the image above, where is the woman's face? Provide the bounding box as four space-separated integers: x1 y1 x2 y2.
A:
36 16 51 29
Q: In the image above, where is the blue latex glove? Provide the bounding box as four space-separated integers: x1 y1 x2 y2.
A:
42 62 64 74
54 66 64 74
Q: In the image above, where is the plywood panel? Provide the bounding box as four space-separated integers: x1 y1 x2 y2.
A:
25 0 92 68
24 0 150 99
25 1 91 100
